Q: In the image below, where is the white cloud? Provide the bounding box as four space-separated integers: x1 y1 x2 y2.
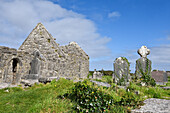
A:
149 45 170 63
90 57 114 71
108 11 121 18
0 0 111 60
167 35 170 40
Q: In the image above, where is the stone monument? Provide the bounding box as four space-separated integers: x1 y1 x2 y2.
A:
93 69 103 79
114 57 130 85
135 46 151 78
30 50 40 75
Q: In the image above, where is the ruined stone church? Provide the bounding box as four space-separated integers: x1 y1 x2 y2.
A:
0 23 89 84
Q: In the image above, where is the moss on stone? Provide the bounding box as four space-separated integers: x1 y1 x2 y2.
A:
47 39 50 43
121 57 130 68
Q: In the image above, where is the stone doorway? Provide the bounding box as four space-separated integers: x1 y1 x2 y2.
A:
4 58 22 84
12 58 19 84
12 58 18 73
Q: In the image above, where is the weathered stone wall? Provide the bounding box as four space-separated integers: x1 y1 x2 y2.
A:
19 23 64 78
0 46 32 84
166 71 170 77
60 42 89 79
0 23 89 84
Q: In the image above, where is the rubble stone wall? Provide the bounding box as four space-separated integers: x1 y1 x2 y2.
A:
0 23 89 83
0 46 32 83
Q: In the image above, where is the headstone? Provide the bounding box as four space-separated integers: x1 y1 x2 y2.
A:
30 50 40 74
93 69 97 79
21 50 41 80
114 57 130 85
151 70 168 85
92 69 103 79
135 46 151 78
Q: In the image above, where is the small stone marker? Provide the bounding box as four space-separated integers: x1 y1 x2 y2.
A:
93 69 103 79
114 57 130 86
135 46 151 78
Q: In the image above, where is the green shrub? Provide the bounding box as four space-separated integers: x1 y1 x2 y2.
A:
144 87 162 98
110 105 126 113
117 91 143 109
63 81 114 112
127 82 140 91
116 82 146 109
102 71 113 76
150 78 156 86
87 72 93 78
102 76 113 84
166 82 170 86
117 77 125 86
140 74 156 86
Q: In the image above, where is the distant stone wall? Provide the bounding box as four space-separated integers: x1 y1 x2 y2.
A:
166 71 170 77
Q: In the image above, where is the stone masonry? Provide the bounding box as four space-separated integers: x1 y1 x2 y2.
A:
0 23 89 84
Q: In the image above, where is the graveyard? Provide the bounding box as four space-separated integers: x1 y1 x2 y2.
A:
0 43 169 112
1 0 170 112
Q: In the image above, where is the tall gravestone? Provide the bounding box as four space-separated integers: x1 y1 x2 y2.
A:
135 46 151 78
30 51 40 75
24 50 41 79
114 57 130 85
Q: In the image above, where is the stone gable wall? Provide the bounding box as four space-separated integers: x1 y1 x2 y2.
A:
0 23 89 83
60 42 89 79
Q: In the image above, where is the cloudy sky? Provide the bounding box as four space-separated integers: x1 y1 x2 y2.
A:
0 0 170 72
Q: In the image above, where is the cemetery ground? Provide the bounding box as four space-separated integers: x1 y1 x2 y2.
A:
0 76 169 113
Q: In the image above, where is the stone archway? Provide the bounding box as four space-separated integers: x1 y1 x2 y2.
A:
4 58 22 84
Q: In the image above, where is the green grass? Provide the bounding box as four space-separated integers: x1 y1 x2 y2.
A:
93 75 113 84
0 77 169 113
0 78 75 113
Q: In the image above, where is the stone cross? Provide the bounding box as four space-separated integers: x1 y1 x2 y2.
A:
137 46 150 58
135 46 151 78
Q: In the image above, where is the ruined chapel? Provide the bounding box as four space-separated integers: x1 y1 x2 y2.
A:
0 23 89 84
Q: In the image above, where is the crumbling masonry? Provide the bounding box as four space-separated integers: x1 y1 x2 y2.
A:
0 23 89 84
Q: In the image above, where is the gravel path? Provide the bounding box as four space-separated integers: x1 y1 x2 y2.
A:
131 98 170 113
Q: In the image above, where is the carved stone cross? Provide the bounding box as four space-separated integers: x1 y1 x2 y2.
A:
137 46 150 58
